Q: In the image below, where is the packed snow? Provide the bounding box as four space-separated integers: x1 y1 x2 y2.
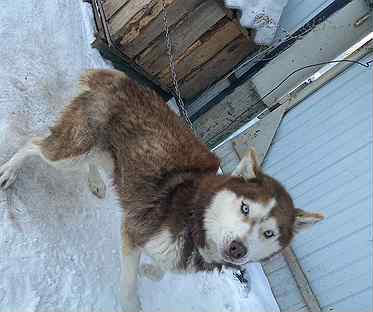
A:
0 1 279 311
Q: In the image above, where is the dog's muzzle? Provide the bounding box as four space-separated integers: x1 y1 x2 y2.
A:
227 240 247 260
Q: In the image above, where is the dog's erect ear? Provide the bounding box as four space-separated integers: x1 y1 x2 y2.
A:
232 148 261 178
294 208 325 232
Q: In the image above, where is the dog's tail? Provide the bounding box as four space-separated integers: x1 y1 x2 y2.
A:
41 70 128 160
79 69 128 94
77 69 130 127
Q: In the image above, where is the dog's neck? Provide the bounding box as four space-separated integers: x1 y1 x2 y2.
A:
163 173 238 272
164 171 208 244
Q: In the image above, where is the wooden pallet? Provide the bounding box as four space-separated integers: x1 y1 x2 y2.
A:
95 0 258 101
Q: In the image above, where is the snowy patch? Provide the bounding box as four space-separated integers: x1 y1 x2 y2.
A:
0 1 279 311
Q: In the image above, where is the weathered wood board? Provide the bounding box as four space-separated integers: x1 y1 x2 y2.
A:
108 0 156 41
98 0 259 101
103 0 130 20
158 18 241 87
135 0 226 76
120 0 204 58
179 35 256 99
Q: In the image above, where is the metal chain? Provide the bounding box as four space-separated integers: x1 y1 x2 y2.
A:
161 0 195 131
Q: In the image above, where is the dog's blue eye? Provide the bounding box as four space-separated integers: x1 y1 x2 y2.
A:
241 202 250 215
264 230 275 239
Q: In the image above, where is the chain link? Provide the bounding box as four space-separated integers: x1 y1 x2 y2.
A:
161 0 195 131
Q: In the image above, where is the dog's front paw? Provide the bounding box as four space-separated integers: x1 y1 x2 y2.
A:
0 161 20 190
140 264 164 282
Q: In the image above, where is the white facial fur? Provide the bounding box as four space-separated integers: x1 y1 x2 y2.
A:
202 189 282 265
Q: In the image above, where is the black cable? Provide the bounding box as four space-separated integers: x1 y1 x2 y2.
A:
207 58 373 146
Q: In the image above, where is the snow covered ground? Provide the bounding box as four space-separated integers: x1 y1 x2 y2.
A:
0 1 279 311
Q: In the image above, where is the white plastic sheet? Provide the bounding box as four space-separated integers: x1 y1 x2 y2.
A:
225 0 289 45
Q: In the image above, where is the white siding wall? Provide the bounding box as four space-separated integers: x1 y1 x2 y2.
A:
263 55 372 311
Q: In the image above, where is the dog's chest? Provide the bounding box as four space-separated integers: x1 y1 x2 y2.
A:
143 229 189 272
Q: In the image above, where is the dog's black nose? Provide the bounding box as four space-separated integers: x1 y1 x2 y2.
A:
228 240 247 259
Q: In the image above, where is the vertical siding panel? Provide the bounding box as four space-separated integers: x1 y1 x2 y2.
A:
263 55 372 311
323 287 373 312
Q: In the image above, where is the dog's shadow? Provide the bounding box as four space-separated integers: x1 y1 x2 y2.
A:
2 156 119 233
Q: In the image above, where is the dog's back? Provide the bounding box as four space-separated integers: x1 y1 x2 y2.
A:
77 70 220 194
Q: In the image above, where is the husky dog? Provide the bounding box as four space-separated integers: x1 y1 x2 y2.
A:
0 69 324 312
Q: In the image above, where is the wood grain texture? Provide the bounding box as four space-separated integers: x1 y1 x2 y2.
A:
108 0 155 41
135 0 225 76
118 0 175 53
193 80 265 148
179 35 256 100
103 0 130 20
121 0 204 58
158 18 241 87
283 248 321 312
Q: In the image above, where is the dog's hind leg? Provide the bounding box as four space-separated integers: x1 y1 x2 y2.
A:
0 137 44 189
0 92 111 198
0 138 108 199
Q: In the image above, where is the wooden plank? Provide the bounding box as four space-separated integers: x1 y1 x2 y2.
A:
262 253 288 275
193 80 265 148
158 18 241 87
121 0 204 58
282 247 322 312
179 35 256 100
108 0 155 41
103 0 130 20
135 0 226 76
118 0 176 54
262 260 307 312
91 37 171 100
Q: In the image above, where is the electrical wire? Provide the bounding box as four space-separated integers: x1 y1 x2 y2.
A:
207 58 373 146
223 19 328 81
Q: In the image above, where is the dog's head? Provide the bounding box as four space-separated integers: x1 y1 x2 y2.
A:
199 150 324 266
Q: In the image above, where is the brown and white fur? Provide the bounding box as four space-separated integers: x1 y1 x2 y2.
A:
0 69 324 312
